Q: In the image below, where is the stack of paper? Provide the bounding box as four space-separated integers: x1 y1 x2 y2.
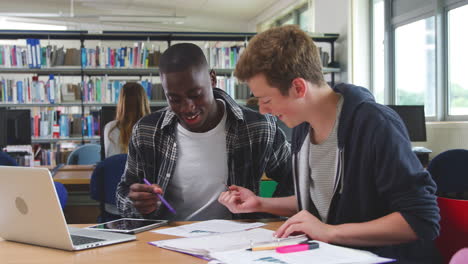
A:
152 219 266 237
150 227 394 264
211 240 395 264
150 228 306 257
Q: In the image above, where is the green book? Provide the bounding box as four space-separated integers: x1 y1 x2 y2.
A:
96 79 101 102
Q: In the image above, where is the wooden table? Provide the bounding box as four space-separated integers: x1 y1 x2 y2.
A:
51 165 94 185
0 220 283 264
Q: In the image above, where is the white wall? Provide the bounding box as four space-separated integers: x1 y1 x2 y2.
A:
314 0 350 83
414 122 468 158
350 0 370 88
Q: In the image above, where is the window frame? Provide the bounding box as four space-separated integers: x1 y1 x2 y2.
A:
371 0 468 121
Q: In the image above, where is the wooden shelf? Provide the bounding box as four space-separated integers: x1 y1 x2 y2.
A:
31 136 100 143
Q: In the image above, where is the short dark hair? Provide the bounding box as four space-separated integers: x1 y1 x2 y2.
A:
159 43 208 73
235 25 325 95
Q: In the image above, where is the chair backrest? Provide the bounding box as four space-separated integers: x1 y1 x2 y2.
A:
54 182 68 209
436 197 468 264
90 154 127 222
66 144 101 165
449 248 468 264
427 149 468 197
0 151 18 166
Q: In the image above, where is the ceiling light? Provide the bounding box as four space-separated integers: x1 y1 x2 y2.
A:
98 15 185 23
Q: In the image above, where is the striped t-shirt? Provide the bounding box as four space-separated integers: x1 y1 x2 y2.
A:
308 96 343 222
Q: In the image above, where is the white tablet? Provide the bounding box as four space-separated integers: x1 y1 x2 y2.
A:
86 218 168 234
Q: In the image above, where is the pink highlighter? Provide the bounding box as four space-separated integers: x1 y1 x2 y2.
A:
276 241 319 254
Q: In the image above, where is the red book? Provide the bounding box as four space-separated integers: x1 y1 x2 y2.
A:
34 115 40 137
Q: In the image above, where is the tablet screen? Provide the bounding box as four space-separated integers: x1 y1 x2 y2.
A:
88 218 167 233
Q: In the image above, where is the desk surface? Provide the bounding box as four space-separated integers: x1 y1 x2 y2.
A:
0 220 283 264
46 165 94 185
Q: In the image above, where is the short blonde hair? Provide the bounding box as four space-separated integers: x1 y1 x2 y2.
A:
235 25 325 95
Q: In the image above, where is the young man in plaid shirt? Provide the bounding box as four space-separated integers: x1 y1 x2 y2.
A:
116 43 292 221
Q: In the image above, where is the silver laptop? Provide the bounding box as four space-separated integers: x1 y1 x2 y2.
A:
0 166 136 251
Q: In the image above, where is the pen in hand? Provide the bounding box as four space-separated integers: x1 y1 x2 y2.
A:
143 178 176 214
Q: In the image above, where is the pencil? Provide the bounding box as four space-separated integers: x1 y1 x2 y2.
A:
247 239 308 251
143 178 176 214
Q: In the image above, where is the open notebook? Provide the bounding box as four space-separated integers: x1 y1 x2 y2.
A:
150 228 394 263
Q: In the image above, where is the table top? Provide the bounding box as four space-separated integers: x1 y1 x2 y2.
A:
0 220 283 264
43 165 94 185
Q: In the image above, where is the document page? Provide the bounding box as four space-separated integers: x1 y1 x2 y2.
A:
210 240 395 264
151 228 306 256
152 219 265 237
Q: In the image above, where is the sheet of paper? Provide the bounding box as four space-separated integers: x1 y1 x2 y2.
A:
152 219 266 237
151 228 278 256
210 241 395 264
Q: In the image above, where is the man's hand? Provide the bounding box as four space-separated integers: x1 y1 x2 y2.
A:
275 210 336 242
128 183 163 215
218 185 262 214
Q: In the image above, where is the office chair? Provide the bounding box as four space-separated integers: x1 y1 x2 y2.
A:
66 144 101 165
427 149 468 198
54 181 68 210
90 154 127 222
0 151 18 166
436 197 468 264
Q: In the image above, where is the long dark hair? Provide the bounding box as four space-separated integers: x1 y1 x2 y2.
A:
109 82 150 153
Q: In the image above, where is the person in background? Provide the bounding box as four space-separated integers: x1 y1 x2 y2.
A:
116 43 293 221
218 25 440 263
104 82 150 157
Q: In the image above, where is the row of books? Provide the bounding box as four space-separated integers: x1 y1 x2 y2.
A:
216 76 251 100
3 144 72 166
206 46 245 69
81 44 161 68
0 45 28 68
0 76 167 104
81 78 164 103
0 40 73 68
0 76 79 104
0 74 250 104
31 110 99 138
0 40 163 69
0 40 246 70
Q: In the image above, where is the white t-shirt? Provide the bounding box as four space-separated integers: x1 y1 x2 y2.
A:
161 100 231 221
104 120 124 158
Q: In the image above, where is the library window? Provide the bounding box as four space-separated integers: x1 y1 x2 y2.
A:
299 7 311 31
372 0 385 104
395 17 436 116
448 4 468 116
278 14 295 26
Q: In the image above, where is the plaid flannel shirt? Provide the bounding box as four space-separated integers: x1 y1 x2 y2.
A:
116 88 293 219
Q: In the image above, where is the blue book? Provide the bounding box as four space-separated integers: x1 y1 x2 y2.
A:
16 81 23 103
81 47 87 67
59 114 68 137
86 115 93 137
120 47 125 67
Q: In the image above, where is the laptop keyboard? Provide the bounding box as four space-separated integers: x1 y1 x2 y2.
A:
71 235 105 245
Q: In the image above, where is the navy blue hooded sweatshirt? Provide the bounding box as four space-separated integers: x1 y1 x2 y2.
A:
291 83 441 263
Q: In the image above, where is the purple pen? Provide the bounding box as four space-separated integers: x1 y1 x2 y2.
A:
143 178 176 214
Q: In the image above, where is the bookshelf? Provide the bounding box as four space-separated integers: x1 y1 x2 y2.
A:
0 30 340 164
